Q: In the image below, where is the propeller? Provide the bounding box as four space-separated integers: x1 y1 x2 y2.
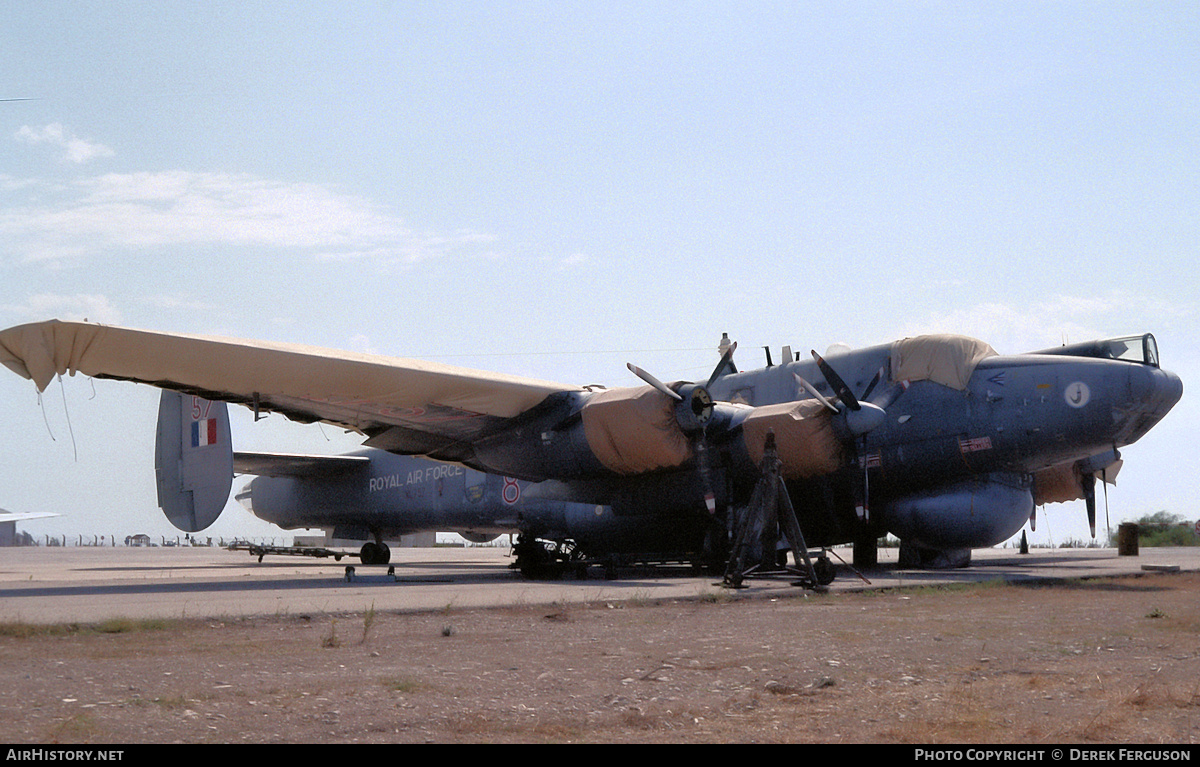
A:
810 351 887 436
625 340 739 515
806 350 896 523
1077 450 1122 540
1077 464 1121 542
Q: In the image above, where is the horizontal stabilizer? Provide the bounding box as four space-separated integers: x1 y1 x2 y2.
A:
233 451 370 478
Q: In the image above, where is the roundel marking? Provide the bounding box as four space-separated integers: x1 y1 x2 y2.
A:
502 477 521 505
1064 381 1090 408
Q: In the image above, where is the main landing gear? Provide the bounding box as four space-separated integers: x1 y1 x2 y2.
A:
511 536 587 579
359 540 391 566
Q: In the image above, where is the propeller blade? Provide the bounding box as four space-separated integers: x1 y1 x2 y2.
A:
1082 472 1097 538
626 362 683 402
1102 467 1111 542
693 435 717 515
811 350 860 411
861 366 885 402
794 374 839 413
860 435 870 522
706 341 738 387
870 380 910 410
798 370 884 433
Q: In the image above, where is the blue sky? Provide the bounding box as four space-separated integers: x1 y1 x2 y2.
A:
2 2 1196 546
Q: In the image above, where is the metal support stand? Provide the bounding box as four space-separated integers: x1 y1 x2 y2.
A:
723 431 823 590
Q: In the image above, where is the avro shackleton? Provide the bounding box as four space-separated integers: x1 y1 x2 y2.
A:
0 321 1182 578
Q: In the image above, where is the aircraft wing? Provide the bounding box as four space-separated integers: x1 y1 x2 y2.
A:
0 320 581 460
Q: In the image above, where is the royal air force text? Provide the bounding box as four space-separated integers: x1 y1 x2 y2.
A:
368 465 464 493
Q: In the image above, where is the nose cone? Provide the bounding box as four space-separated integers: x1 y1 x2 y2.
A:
1119 364 1183 446
1132 364 1183 413
1156 367 1183 411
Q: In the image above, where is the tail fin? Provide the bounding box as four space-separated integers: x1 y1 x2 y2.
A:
154 390 233 532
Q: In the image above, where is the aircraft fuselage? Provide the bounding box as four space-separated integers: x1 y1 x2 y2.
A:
236 333 1182 559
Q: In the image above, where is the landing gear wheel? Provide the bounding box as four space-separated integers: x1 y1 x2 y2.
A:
513 536 585 580
360 542 378 564
359 541 392 565
604 555 619 581
514 537 554 579
813 555 836 586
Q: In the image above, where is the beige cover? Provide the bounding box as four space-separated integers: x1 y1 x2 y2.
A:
0 319 851 483
0 320 577 436
580 385 693 475
1032 462 1083 505
739 399 843 479
890 335 998 390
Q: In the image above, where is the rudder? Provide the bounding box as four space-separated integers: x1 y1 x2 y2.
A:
154 390 233 532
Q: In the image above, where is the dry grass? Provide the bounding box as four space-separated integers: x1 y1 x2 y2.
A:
1 572 1198 743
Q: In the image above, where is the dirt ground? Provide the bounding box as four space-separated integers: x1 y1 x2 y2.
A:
2 570 1199 744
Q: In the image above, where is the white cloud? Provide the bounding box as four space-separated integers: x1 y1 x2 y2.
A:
14 124 114 164
0 170 498 268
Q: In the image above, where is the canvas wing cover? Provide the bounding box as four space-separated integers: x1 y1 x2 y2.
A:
0 320 579 462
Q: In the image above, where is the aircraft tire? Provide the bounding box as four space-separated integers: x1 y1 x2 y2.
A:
515 539 550 579
813 556 836 586
360 541 390 565
360 542 377 565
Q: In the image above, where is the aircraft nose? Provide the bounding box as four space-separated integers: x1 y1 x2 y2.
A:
1130 364 1183 414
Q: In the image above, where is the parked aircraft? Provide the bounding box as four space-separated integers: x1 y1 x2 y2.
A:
0 507 58 547
0 320 1183 578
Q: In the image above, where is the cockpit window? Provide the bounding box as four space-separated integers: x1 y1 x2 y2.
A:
1101 334 1159 367
1143 334 1159 367
1032 333 1160 367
